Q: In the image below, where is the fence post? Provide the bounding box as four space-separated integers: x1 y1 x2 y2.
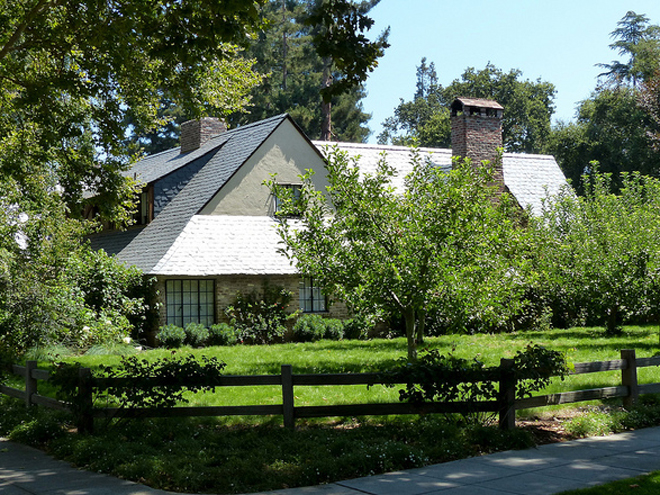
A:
621 349 638 410
25 360 38 408
77 367 94 434
498 358 516 431
281 365 295 430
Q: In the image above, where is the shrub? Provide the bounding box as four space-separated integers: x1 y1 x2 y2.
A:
156 324 186 348
208 323 239 346
324 319 345 340
225 284 297 344
343 318 370 340
184 322 209 347
293 315 326 342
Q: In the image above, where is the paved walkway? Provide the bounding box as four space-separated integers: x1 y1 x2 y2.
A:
3 427 660 495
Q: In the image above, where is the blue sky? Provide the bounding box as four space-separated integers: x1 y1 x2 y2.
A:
361 1 660 143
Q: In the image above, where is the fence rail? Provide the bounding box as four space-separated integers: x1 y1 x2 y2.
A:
2 349 659 433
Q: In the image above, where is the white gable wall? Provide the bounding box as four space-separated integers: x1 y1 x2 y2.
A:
200 119 328 216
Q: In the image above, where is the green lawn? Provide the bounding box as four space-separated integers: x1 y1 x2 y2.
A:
4 325 660 494
48 325 660 413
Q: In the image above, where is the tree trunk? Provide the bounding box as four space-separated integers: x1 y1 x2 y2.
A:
404 307 418 362
320 58 332 141
606 306 621 335
415 308 426 345
281 0 288 91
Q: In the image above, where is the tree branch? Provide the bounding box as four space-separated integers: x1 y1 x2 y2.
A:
0 0 58 62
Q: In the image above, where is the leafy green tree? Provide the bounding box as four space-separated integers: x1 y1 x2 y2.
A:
1 0 265 222
548 87 658 193
305 0 389 140
379 62 556 154
532 171 660 334
231 0 374 142
0 0 266 354
597 11 660 88
270 148 531 361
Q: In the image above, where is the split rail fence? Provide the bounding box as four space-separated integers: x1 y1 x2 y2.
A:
1 349 657 433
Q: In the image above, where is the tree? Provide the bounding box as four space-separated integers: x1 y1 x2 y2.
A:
597 11 660 88
1 0 266 222
270 148 531 361
0 0 266 353
231 0 375 143
305 0 389 140
549 12 660 191
548 87 658 193
532 171 660 334
379 62 556 154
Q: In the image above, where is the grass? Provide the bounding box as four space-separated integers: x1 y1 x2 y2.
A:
559 471 660 494
4 324 660 494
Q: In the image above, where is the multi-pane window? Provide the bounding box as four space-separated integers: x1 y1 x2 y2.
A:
299 278 327 313
166 279 215 327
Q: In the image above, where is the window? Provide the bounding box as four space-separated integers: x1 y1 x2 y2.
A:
133 187 152 225
299 278 327 313
274 184 302 216
166 279 215 327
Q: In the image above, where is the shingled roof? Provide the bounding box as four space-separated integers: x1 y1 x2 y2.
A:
91 114 290 273
313 141 567 216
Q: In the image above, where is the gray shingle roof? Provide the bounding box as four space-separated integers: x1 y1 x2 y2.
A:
96 114 289 273
314 141 568 215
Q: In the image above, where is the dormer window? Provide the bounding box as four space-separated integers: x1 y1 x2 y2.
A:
274 183 302 217
133 186 153 225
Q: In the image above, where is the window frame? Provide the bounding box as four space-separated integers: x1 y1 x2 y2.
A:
165 279 215 327
299 278 327 314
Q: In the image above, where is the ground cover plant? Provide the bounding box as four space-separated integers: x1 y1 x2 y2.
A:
3 326 660 494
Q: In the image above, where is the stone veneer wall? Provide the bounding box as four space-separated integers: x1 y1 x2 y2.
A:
153 274 350 328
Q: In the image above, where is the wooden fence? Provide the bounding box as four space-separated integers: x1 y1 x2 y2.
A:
1 349 658 434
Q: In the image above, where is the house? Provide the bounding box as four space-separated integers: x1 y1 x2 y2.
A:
90 98 568 333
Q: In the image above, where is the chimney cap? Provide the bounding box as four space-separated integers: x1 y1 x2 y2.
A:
451 98 503 116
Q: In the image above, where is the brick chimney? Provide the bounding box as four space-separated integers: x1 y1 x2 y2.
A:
180 117 227 154
450 98 504 182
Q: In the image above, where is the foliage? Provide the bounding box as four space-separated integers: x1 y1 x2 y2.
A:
156 325 187 349
306 0 390 103
548 87 658 193
50 355 226 420
231 0 374 143
0 229 153 354
639 69 660 151
382 345 568 424
549 12 660 191
382 349 497 424
342 317 372 340
597 11 660 88
531 171 660 333
293 314 327 342
208 323 239 346
379 61 556 154
292 314 345 342
270 146 532 360
184 323 210 348
0 0 265 223
512 344 570 398
1 0 264 355
225 284 297 344
324 318 345 340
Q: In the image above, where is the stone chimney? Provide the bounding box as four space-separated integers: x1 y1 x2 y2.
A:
450 98 504 182
180 117 227 154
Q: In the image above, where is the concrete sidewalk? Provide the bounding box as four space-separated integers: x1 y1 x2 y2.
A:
3 427 660 495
